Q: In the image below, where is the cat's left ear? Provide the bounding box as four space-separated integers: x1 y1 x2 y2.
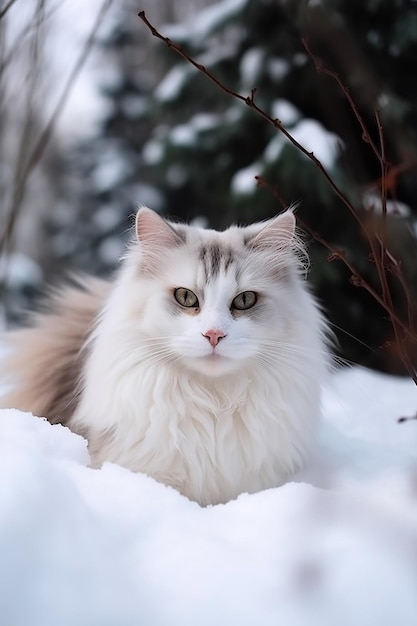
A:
246 209 296 250
135 206 183 249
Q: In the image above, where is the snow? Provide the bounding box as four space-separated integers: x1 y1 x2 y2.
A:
271 99 300 126
92 205 123 231
231 162 261 194
97 237 125 265
362 191 411 217
0 252 44 287
155 65 194 102
239 47 263 87
170 124 198 147
291 119 343 169
91 159 129 193
163 0 249 43
142 137 165 165
166 164 189 187
1 366 417 625
127 183 164 213
293 52 308 67
91 149 133 193
198 40 243 67
268 57 291 81
168 112 224 147
191 0 248 39
263 135 285 163
232 110 343 194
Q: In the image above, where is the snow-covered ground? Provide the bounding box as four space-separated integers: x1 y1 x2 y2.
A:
1 366 417 626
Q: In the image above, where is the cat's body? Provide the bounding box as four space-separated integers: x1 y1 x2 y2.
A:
0 207 330 505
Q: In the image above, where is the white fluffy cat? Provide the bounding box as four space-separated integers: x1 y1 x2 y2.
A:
1 207 330 505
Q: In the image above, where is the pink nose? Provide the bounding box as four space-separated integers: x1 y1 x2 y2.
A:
203 329 226 347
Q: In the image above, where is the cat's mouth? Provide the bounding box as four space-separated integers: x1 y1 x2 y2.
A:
185 350 240 377
205 350 223 359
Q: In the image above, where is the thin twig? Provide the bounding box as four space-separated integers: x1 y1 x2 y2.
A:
375 109 389 298
0 0 18 21
5 0 46 255
365 160 413 194
301 38 382 163
371 111 415 379
0 1 62 77
0 0 115 251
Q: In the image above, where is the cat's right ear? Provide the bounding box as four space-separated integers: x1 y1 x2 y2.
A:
245 209 296 251
135 207 183 250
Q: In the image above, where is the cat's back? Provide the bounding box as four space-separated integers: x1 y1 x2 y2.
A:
0 276 110 424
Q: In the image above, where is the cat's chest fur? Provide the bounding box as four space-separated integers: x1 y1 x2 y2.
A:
84 354 318 505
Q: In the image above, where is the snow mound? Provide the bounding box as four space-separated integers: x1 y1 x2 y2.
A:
1 368 417 625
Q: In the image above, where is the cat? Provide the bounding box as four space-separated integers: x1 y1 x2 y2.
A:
0 207 330 506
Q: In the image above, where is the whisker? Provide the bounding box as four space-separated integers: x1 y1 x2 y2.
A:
257 341 353 370
258 343 331 360
327 322 375 353
253 353 311 378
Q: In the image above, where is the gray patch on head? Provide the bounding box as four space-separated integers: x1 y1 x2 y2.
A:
240 237 294 284
199 243 234 280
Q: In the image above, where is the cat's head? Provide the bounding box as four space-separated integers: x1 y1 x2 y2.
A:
120 207 318 378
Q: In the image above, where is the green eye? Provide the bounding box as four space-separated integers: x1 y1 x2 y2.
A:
231 291 257 311
174 287 199 308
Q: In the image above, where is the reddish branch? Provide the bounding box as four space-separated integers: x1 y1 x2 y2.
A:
138 10 417 382
297 39 417 375
255 175 415 346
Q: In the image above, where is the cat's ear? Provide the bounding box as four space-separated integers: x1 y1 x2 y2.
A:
135 207 183 250
246 209 296 250
134 207 184 274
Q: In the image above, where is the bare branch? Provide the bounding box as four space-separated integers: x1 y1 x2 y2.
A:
0 0 18 21
0 0 115 252
301 38 383 163
0 2 61 77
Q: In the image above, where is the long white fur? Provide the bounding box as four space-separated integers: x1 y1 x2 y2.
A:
71 207 329 505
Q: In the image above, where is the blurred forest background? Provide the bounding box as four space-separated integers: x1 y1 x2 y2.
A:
1 0 417 375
